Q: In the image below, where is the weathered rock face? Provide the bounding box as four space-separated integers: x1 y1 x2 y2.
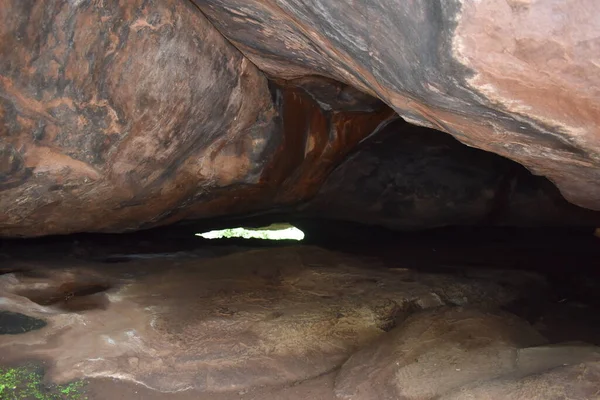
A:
1 0 599 236
0 0 393 237
162 79 394 227
195 0 600 210
303 119 600 230
0 0 276 235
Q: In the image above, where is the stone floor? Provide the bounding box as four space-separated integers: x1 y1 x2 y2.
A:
1 231 599 399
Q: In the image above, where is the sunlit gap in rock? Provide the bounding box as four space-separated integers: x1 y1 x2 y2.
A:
196 223 305 241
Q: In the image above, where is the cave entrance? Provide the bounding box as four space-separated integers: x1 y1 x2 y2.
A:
196 223 305 241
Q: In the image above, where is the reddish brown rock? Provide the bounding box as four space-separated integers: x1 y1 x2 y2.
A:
159 80 394 226
2 0 599 237
0 0 393 237
194 0 600 210
0 0 275 236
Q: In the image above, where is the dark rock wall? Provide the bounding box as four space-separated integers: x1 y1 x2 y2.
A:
303 119 600 230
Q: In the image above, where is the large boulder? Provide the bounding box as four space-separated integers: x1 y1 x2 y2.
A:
0 0 276 236
195 0 600 210
0 1 392 237
335 307 600 399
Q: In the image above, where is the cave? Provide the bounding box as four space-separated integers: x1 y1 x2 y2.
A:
1 1 600 399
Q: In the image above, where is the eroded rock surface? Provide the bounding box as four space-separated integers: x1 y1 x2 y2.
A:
0 246 543 392
335 307 600 400
0 0 275 236
0 0 393 236
195 0 600 210
1 0 599 236
0 0 395 237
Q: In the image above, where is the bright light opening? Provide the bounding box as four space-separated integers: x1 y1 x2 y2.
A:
196 223 304 241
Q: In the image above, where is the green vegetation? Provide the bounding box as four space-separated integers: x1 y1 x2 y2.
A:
197 224 305 241
0 364 86 400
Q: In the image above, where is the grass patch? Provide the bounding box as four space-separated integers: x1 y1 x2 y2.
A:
0 364 86 400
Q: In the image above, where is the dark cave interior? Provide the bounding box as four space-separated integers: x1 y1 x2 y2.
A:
3 221 600 342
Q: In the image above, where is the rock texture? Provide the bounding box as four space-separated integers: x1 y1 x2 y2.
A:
335 307 600 400
0 0 276 236
440 361 600 400
303 119 600 229
0 246 542 392
0 0 393 237
195 0 600 210
1 0 599 236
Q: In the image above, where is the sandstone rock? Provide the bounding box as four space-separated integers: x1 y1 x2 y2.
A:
0 0 276 236
196 0 600 210
2 0 599 236
0 247 543 392
334 307 600 399
0 1 393 237
440 360 600 400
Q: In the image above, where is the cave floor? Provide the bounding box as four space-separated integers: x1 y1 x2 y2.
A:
83 371 337 400
0 229 599 399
